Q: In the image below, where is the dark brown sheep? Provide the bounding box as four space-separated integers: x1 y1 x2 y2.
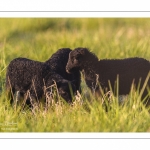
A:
5 48 81 106
66 47 150 106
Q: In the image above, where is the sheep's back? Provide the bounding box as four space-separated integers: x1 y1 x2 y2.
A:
98 57 150 94
6 57 49 91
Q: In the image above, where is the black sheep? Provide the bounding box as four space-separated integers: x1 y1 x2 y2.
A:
5 48 81 106
45 48 81 93
66 47 150 106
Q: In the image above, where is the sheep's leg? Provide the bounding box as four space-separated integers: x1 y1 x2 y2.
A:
13 91 20 110
23 91 31 107
10 90 25 110
6 87 22 110
24 90 39 110
5 76 14 105
6 86 15 105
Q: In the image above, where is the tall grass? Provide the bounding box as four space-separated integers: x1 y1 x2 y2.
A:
0 18 150 132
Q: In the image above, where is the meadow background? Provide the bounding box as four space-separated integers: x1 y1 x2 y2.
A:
0 18 150 132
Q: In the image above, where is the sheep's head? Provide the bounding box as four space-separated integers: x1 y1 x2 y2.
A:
66 47 89 73
57 80 76 103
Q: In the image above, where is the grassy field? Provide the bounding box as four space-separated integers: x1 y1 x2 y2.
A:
0 18 150 132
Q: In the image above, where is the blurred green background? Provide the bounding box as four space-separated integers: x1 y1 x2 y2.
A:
1 18 150 63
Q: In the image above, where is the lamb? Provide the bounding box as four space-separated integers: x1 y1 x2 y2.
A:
45 48 81 93
66 47 150 106
5 48 81 106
